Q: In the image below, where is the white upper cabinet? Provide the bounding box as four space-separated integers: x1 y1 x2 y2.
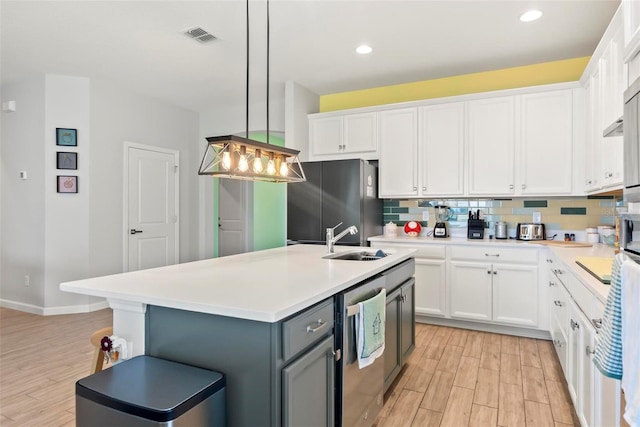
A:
519 90 574 195
623 0 640 63
308 112 378 160
379 108 419 198
419 103 465 196
467 96 516 196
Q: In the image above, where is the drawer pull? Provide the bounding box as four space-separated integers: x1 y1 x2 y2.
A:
586 345 595 356
306 319 327 333
485 253 500 257
554 300 563 307
549 281 556 287
591 318 603 330
570 319 579 330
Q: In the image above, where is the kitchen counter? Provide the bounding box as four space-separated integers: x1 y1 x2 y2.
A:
61 244 415 323
370 234 616 304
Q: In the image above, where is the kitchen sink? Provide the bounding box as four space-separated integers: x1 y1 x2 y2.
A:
323 250 387 261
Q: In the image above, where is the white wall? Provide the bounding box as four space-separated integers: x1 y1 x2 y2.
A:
90 78 200 277
285 81 319 162
1 75 200 314
198 94 285 259
1 78 47 310
43 75 93 311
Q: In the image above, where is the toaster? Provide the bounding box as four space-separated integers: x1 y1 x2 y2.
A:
516 223 546 240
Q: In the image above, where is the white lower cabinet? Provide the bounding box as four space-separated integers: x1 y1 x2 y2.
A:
448 245 539 327
414 258 447 317
547 252 621 427
370 242 447 318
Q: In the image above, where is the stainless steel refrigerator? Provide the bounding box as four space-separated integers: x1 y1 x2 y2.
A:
287 159 382 246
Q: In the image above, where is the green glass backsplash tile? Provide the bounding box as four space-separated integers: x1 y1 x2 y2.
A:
418 201 431 208
383 207 392 214
560 207 587 215
384 214 400 221
392 207 409 214
384 200 400 207
599 216 615 225
523 200 548 208
599 200 615 207
587 195 614 199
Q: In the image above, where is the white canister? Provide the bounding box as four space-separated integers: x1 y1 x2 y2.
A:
587 233 600 243
384 222 398 237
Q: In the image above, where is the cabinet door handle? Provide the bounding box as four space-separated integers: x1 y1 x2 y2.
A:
422 186 426 192
509 184 514 190
570 319 580 330
554 300 563 307
493 271 497 275
401 294 407 303
487 270 492 274
306 319 327 333
591 318 603 330
130 229 143 234
553 269 564 275
331 349 341 362
485 253 500 257
586 345 595 356
522 184 527 189
549 281 556 287
413 186 417 192
586 179 593 185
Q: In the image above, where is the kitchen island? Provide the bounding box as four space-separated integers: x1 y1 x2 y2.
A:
61 244 415 426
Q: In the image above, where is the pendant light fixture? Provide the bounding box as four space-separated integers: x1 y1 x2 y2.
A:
198 0 305 183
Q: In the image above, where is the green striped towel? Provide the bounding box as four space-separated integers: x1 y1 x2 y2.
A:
356 288 386 369
593 252 627 380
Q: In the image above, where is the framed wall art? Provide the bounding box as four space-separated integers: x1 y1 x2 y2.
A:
57 176 78 193
56 128 77 146
56 152 77 170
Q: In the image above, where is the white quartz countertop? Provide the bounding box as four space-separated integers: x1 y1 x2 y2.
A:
545 243 617 304
60 245 415 323
370 234 616 305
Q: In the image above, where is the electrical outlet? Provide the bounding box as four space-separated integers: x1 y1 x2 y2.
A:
533 211 541 223
24 275 30 287
422 211 429 221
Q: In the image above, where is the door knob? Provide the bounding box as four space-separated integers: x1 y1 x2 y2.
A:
130 229 143 235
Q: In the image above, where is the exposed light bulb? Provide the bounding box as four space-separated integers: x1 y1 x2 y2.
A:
238 145 248 172
267 152 276 175
253 149 263 173
222 151 231 170
279 156 289 177
356 45 373 54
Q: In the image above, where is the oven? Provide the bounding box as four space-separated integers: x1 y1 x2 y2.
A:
620 213 640 262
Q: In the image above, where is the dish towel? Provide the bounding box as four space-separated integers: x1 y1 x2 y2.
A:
621 258 640 427
594 253 627 379
355 288 386 369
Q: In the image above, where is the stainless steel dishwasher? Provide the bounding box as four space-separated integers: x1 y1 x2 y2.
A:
335 258 415 427
336 275 386 427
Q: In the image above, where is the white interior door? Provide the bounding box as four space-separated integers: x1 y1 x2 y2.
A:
218 179 252 257
127 144 179 271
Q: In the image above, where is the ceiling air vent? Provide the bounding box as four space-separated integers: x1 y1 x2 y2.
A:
183 27 217 43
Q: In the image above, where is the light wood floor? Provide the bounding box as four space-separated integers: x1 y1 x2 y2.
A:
0 307 112 426
377 323 579 427
0 308 577 426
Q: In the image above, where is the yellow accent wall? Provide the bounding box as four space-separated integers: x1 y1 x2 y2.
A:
320 57 590 112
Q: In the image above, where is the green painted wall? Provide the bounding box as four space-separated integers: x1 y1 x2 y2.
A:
250 132 287 251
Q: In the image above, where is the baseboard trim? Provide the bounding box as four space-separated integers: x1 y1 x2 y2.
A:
1 299 109 316
416 314 552 340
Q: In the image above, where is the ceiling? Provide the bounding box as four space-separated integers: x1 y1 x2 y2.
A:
1 0 620 113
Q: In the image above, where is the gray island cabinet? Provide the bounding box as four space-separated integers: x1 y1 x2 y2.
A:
60 244 416 427
146 297 336 426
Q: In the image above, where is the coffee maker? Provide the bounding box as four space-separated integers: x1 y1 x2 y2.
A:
433 205 451 238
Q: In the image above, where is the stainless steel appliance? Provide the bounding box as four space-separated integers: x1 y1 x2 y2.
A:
516 223 546 240
287 159 382 246
495 221 508 239
624 76 640 202
336 276 386 427
433 205 451 238
619 213 640 261
335 258 415 427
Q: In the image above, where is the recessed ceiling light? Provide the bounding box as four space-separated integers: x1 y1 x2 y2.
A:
520 9 542 22
356 45 373 55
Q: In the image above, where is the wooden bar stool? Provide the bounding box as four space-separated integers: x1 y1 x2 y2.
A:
90 326 113 373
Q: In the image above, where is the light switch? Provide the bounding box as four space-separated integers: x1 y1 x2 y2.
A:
533 211 541 223
2 101 16 112
422 211 429 221
19 171 27 180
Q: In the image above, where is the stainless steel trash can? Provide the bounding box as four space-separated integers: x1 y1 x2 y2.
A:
76 355 226 426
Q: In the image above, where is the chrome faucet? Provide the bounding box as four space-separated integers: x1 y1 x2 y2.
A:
326 222 358 253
